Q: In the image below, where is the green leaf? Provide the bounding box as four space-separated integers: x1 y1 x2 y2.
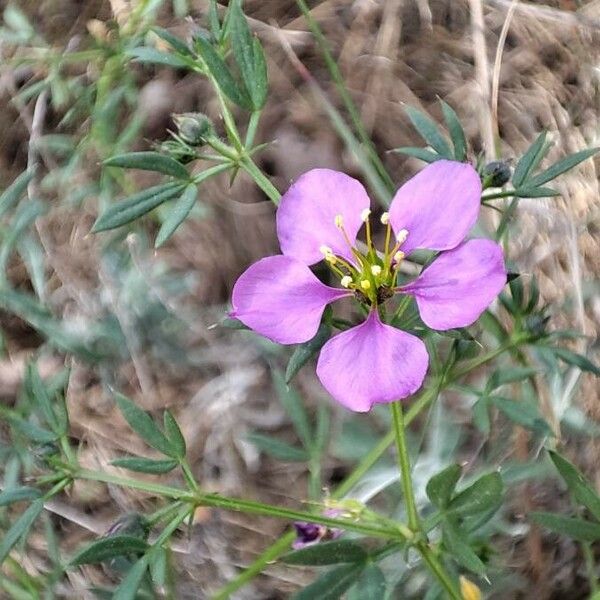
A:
219 317 249 330
282 540 367 566
472 397 490 435
490 396 552 436
126 46 190 68
209 0 221 39
0 499 44 565
512 131 548 187
155 183 197 247
151 26 192 56
389 146 441 163
112 556 149 600
442 523 486 575
0 487 40 507
195 35 252 109
528 147 599 187
549 451 600 522
115 393 175 457
272 370 313 450
530 512 600 542
0 169 35 219
488 367 539 391
10 417 58 443
448 472 503 517
70 535 149 566
440 100 467 161
426 464 462 509
246 433 308 462
104 152 189 180
348 563 387 600
513 186 560 198
110 457 179 474
92 182 185 232
292 562 365 600
25 362 63 434
550 347 600 376
163 410 186 459
230 1 268 110
285 323 331 384
404 106 453 158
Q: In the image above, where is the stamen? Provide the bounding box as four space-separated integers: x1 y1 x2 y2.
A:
360 208 371 222
360 280 371 291
394 250 405 263
396 228 409 245
334 214 344 229
319 244 333 256
370 265 382 277
380 212 390 225
340 275 353 288
325 254 337 265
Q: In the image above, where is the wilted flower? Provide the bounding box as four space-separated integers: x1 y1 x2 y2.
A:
482 160 511 188
292 509 342 549
231 161 506 412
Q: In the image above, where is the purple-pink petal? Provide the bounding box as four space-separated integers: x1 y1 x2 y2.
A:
402 239 506 330
316 311 428 412
388 160 482 254
276 169 370 265
231 255 349 344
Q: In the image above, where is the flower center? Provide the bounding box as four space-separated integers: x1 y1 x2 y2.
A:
319 211 409 306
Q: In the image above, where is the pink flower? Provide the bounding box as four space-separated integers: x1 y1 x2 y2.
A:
231 161 506 412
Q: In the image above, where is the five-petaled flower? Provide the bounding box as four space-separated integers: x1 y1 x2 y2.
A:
231 160 507 412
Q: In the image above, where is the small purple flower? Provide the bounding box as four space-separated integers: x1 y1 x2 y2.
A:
231 161 506 412
292 509 343 549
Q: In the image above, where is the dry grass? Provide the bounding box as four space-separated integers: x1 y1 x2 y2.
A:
0 0 599 598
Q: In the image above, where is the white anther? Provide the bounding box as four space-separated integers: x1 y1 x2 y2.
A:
396 228 409 244
394 250 405 263
370 265 382 277
341 276 352 288
380 212 390 225
360 208 371 222
319 245 333 256
334 214 344 228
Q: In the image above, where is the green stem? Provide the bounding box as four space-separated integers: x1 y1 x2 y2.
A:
417 543 463 600
390 402 420 532
181 460 199 493
212 533 295 600
583 541 599 594
295 0 395 195
240 157 281 204
481 189 516 201
245 111 261 148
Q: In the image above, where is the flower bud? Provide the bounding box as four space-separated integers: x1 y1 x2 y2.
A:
482 160 511 188
172 112 214 146
106 513 151 540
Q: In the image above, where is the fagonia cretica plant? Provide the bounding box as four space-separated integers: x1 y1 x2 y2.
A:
231 161 506 411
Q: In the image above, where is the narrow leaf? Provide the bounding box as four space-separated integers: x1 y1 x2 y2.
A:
442 524 486 575
163 410 186 458
0 499 44 565
512 131 548 187
488 367 539 391
112 557 149 600
247 433 308 462
126 46 190 68
0 169 35 219
26 362 62 433
286 323 331 383
92 182 185 232
0 487 40 507
155 183 197 247
115 393 175 457
549 451 600 522
151 27 192 56
348 564 387 600
530 512 600 542
514 186 560 198
282 540 367 566
70 535 148 566
390 146 441 163
110 457 179 474
440 100 467 161
528 147 599 187
490 396 552 436
104 152 189 180
448 472 503 517
426 464 462 509
293 562 365 600
551 347 600 376
404 106 453 158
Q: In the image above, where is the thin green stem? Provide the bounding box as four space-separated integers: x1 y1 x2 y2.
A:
390 402 420 532
583 541 599 594
295 0 395 195
417 543 463 600
240 157 281 204
181 460 199 493
481 189 516 201
212 533 295 600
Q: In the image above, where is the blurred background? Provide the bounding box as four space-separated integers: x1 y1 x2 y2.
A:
0 0 599 598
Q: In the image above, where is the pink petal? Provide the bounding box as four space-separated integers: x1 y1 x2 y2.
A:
231 255 348 345
276 169 370 265
316 311 428 412
402 239 506 330
389 160 482 254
